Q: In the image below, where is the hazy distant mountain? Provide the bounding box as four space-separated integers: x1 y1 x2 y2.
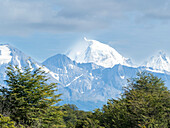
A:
144 51 170 72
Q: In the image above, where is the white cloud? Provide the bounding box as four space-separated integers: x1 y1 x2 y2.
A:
0 0 170 36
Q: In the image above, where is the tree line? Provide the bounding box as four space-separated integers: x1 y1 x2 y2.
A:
0 65 169 128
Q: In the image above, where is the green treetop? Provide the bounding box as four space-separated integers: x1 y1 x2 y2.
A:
0 65 65 128
98 72 170 128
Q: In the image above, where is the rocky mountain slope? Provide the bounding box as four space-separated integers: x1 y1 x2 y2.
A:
0 40 170 111
43 54 170 110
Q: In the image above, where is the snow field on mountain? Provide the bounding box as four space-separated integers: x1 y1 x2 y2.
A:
145 51 170 72
0 45 12 65
67 37 132 68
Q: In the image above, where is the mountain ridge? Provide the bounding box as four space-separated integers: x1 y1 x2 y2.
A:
0 44 60 86
0 40 170 110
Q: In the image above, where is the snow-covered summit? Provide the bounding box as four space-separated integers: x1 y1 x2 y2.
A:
145 51 170 72
66 37 132 68
0 44 60 86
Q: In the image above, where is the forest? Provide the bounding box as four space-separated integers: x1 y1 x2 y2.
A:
0 65 169 128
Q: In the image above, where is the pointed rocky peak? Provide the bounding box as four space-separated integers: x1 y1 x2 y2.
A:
43 54 76 68
66 37 132 68
145 51 170 72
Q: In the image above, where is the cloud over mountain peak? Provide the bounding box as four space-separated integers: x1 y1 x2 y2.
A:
67 38 132 68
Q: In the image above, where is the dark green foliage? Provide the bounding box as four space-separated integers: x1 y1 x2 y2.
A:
0 114 16 128
0 65 65 127
98 72 170 128
75 117 103 128
62 104 78 127
74 111 103 128
61 104 103 128
61 104 89 127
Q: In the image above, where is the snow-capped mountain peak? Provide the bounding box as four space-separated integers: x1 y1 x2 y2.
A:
66 37 132 68
0 44 60 86
145 51 170 72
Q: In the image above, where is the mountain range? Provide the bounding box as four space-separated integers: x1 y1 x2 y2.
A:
0 38 170 111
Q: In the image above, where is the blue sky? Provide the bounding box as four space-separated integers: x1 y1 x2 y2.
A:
0 0 170 64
